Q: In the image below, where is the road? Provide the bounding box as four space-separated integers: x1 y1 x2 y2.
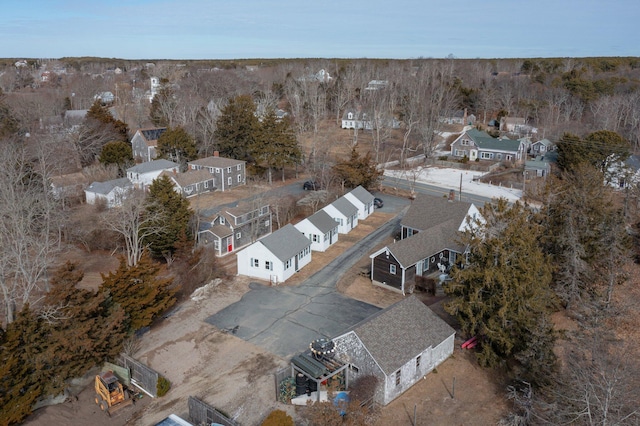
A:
381 175 495 206
205 206 407 358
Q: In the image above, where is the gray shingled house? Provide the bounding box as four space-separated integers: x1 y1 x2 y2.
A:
130 127 167 162
187 153 246 192
160 169 215 197
332 295 455 405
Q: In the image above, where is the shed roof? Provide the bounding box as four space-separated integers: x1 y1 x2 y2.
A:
349 296 455 375
259 224 310 262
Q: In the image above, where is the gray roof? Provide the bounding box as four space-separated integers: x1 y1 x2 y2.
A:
388 220 465 268
465 128 523 152
402 194 473 232
138 127 166 144
189 156 245 168
348 296 455 375
161 169 213 187
348 185 375 204
86 178 132 195
329 196 358 217
307 209 338 234
127 159 179 174
259 224 311 262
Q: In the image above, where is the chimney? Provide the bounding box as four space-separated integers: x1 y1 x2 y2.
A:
463 108 468 124
213 151 219 157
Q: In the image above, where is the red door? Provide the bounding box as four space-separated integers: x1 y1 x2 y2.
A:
226 237 233 253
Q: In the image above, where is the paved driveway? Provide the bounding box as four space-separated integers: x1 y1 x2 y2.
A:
205 207 406 358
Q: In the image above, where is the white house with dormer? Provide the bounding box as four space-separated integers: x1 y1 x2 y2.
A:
126 159 179 190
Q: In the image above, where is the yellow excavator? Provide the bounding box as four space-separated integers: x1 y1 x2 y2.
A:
94 370 134 416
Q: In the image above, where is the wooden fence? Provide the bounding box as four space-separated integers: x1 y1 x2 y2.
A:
188 396 239 426
120 353 159 398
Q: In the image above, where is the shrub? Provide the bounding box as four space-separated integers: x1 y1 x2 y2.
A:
460 155 469 164
438 155 448 161
261 409 294 426
157 376 171 397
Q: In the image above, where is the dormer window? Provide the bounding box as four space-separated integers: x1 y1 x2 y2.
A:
348 112 353 119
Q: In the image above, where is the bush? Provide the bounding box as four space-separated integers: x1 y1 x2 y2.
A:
460 155 469 164
157 376 171 397
261 409 294 426
438 155 448 161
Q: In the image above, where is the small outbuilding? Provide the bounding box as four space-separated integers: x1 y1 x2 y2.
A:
343 186 375 220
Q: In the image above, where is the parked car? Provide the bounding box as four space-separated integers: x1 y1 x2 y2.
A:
303 180 319 190
373 197 383 208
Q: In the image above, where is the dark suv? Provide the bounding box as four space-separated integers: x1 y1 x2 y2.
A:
303 180 319 190
373 197 383 208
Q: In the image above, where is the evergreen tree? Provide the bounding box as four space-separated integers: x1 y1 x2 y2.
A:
100 252 176 332
332 147 383 190
143 175 193 261
556 130 630 174
39 262 127 394
252 108 301 183
214 95 259 161
85 100 128 141
0 306 45 425
99 140 134 176
444 200 557 384
157 126 197 169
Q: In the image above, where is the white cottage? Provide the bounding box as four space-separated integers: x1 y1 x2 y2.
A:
84 177 133 208
343 186 375 220
332 296 455 406
322 197 358 234
294 209 339 252
126 159 179 190
236 224 312 284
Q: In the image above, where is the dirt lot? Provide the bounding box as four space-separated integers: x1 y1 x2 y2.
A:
25 188 508 426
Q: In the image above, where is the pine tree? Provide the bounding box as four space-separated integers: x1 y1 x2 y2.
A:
214 95 260 161
100 252 176 332
157 126 197 169
444 200 557 384
39 262 127 395
99 140 134 176
0 306 45 425
252 108 301 183
143 175 193 261
332 147 383 190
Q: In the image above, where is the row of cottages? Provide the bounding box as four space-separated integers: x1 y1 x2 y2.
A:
332 295 455 406
237 224 312 284
236 186 375 283
370 194 481 295
450 128 527 163
198 204 273 257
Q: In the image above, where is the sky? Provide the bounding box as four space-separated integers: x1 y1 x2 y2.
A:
1 0 639 60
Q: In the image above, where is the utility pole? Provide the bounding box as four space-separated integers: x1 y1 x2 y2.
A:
459 173 463 201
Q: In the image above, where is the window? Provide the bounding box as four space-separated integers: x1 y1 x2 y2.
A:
215 168 220 173
237 164 242 171
390 264 396 275
395 370 401 387
214 240 220 250
237 174 242 183
260 205 269 215
228 177 232 185
461 139 469 146
236 232 241 239
416 355 421 369
264 220 270 227
312 234 319 243
227 167 232 173
251 258 259 268
350 364 359 373
285 259 292 270
219 216 225 225
265 261 273 270
480 152 493 160
204 180 209 188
